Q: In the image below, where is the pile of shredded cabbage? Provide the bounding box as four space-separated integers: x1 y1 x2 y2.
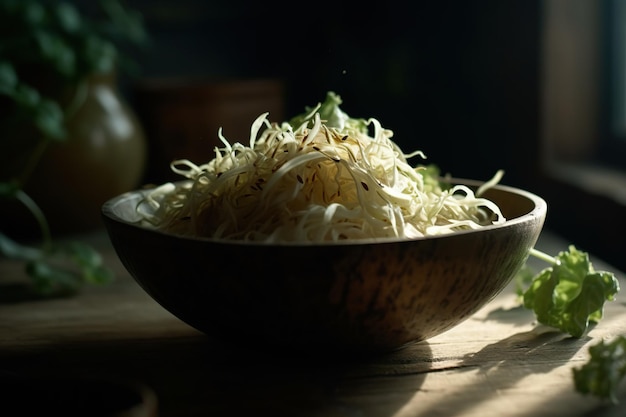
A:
136 92 506 242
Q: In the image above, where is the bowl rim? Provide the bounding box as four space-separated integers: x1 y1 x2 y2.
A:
101 178 547 247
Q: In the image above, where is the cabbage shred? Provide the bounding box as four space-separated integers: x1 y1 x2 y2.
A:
137 92 505 242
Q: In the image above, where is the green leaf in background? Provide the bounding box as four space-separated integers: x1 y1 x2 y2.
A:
21 0 45 26
99 0 149 45
62 240 114 285
7 83 66 140
53 2 81 34
0 61 18 94
522 245 620 338
0 181 20 199
11 83 40 109
32 96 66 140
33 29 76 78
573 336 626 403
26 258 83 295
514 263 536 300
0 232 114 297
80 34 116 75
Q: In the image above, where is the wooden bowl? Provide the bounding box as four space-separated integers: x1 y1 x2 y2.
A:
102 179 546 355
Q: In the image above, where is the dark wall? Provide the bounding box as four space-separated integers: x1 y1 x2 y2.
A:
124 0 542 189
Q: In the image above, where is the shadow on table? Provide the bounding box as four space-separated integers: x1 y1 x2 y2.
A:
461 326 585 370
0 332 433 417
1 322 602 417
411 326 590 416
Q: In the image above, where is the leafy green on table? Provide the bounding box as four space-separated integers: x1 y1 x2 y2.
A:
0 183 113 297
518 245 619 338
0 231 114 297
573 336 626 404
516 245 624 402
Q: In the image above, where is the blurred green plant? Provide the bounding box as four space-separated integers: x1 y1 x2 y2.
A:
0 0 149 297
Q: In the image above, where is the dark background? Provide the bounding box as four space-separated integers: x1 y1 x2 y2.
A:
122 0 541 187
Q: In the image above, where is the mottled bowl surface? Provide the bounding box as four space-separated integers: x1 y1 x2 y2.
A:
102 179 546 354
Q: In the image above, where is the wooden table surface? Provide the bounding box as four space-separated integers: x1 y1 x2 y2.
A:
1 230 624 417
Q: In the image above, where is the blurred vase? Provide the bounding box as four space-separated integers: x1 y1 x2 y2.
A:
133 77 284 185
3 71 147 237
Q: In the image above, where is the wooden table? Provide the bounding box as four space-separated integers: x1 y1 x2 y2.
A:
1 230 624 417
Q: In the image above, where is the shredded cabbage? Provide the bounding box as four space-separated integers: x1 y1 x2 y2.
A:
136 92 506 242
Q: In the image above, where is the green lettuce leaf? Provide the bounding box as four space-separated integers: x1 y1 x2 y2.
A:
288 91 368 133
522 245 620 338
573 336 626 403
